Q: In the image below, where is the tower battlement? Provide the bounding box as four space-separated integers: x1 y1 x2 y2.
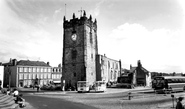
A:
63 11 97 29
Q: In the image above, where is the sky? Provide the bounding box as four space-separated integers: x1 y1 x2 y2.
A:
0 0 185 73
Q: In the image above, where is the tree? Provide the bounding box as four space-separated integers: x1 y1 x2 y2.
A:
172 72 176 76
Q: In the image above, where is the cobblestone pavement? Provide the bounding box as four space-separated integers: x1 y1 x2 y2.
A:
34 91 185 109
20 87 185 109
17 102 35 109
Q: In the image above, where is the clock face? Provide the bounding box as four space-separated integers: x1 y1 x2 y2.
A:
71 33 77 41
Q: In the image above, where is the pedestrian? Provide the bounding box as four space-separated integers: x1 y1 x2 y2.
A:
17 94 26 108
6 88 11 95
12 88 19 103
37 84 40 92
176 97 185 109
33 85 35 89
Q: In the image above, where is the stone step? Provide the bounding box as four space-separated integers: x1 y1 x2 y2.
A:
0 95 14 103
0 94 18 109
0 100 15 106
0 103 19 109
0 104 19 109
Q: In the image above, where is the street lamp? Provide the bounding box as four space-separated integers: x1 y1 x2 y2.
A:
8 67 11 89
171 94 175 108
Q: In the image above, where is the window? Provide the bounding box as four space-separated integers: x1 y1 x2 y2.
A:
44 73 47 79
53 74 55 79
24 74 27 79
40 74 43 79
48 73 51 79
74 72 76 77
58 74 60 78
36 74 39 79
48 68 51 72
41 68 43 72
28 74 32 79
60 74 62 78
19 74 23 80
90 32 93 44
36 68 40 72
52 74 54 79
40 80 43 86
33 74 35 79
19 67 23 72
116 63 118 69
44 68 47 72
23 67 27 72
71 49 77 60
28 67 32 72
33 68 36 72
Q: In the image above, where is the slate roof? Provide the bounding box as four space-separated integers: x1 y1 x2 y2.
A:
17 60 50 67
129 66 149 76
129 67 137 73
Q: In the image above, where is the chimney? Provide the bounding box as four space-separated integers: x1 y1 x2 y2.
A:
130 64 132 70
58 64 61 67
137 60 142 67
12 59 17 66
47 62 50 66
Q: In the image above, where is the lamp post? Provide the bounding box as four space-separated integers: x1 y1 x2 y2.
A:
171 94 175 108
8 68 11 89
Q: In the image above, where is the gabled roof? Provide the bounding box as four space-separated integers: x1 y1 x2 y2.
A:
129 67 137 73
129 66 149 76
17 60 50 67
141 67 149 72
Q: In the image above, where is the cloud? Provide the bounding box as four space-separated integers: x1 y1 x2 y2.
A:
0 0 63 66
99 23 184 72
53 8 62 20
89 0 106 17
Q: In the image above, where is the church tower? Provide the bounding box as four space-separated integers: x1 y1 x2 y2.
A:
62 11 98 89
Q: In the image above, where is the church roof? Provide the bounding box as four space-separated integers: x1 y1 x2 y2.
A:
17 60 50 67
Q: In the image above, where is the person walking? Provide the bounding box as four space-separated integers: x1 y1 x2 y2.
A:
176 97 185 109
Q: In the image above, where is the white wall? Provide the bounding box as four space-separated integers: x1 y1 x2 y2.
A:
0 66 4 88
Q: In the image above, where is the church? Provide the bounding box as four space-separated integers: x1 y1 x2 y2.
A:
61 11 121 90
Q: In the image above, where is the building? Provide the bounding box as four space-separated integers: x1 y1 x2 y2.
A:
62 11 98 89
122 60 151 87
3 59 53 87
96 54 121 83
0 64 4 88
52 64 62 84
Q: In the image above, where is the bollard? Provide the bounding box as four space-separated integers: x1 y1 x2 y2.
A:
128 92 132 100
171 94 175 108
